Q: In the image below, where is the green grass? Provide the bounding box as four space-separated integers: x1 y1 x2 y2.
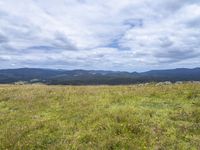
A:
0 83 199 150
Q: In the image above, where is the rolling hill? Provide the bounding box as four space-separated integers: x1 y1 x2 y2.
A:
0 68 199 85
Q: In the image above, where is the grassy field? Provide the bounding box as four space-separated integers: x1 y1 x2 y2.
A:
0 83 199 150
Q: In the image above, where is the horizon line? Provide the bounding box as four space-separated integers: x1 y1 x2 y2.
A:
0 67 199 73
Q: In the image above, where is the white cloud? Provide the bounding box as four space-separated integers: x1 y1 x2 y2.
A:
0 0 200 71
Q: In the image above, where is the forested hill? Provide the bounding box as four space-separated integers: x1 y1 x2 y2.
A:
0 68 200 85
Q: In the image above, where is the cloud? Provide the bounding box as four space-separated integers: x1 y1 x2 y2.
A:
0 34 8 43
0 0 200 71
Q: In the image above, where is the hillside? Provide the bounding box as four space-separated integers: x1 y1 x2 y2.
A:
0 68 200 85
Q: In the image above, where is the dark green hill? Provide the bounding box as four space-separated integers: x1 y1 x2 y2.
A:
0 68 199 85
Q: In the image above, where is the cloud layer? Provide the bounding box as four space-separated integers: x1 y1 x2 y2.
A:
0 0 200 71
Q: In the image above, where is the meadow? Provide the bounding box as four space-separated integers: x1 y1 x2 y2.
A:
0 83 199 150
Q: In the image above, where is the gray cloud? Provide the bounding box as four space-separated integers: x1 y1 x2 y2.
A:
0 34 8 43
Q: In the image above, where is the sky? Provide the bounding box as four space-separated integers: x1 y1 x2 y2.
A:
0 0 200 71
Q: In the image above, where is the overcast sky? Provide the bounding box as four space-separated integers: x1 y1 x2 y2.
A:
0 0 200 71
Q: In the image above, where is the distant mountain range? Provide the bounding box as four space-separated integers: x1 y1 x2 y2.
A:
0 68 200 85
